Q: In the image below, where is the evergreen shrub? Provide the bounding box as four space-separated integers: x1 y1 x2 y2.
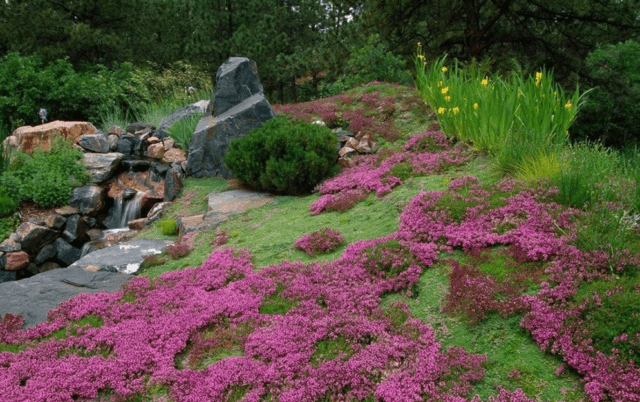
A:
160 219 178 236
224 117 339 195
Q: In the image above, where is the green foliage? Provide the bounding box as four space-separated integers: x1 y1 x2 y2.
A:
0 138 91 208
310 336 353 366
0 214 20 243
0 190 18 217
0 122 11 176
224 117 339 195
166 113 203 150
259 284 296 315
159 220 178 236
573 40 640 148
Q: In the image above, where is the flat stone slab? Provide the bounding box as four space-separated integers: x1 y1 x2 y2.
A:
207 189 272 216
0 266 130 328
69 239 173 274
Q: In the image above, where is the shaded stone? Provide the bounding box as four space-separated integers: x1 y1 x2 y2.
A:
338 157 354 168
54 238 81 266
5 251 29 271
162 147 187 164
70 184 105 215
126 123 155 135
26 263 40 276
9 121 97 153
27 216 46 225
45 214 67 230
35 244 57 265
0 270 17 283
0 238 21 252
147 142 165 159
78 133 110 153
55 206 80 216
0 251 4 269
15 222 58 253
83 152 124 183
108 134 118 151
62 215 90 246
121 159 151 172
213 57 265 116
163 166 183 201
122 188 137 200
116 137 134 155
39 262 61 272
187 94 275 178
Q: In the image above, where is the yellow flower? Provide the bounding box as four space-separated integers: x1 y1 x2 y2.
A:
418 54 425 61
473 102 479 111
437 107 445 114
444 96 451 102
441 86 449 94
535 71 542 86
437 81 444 87
481 78 488 86
441 66 448 72
565 101 573 110
452 107 460 115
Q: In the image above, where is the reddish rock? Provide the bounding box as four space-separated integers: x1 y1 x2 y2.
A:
108 171 164 211
163 137 175 150
338 157 354 168
128 218 147 230
87 229 104 241
5 251 29 271
345 137 359 149
339 146 356 158
39 262 62 272
162 147 187 164
10 121 97 153
108 126 124 137
55 206 81 216
147 143 165 159
147 136 160 144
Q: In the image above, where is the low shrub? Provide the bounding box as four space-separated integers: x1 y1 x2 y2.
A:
0 214 19 242
294 227 345 256
159 219 178 236
224 117 339 195
0 191 18 217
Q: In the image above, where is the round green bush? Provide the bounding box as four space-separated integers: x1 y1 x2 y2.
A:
224 117 339 195
160 219 178 236
0 191 18 217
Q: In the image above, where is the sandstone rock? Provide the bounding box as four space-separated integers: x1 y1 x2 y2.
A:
83 152 124 183
339 146 356 158
162 147 187 164
62 215 90 246
108 126 124 136
147 136 160 144
15 222 58 253
70 184 105 215
187 95 275 178
45 214 67 230
146 202 171 224
87 229 104 241
107 171 164 207
54 238 81 266
108 134 118 151
163 165 183 202
147 142 165 159
9 121 97 153
163 137 175 150
78 133 109 153
213 57 266 116
35 244 57 265
5 251 29 271
356 135 373 153
0 238 21 252
55 206 81 216
345 137 359 149
128 218 147 230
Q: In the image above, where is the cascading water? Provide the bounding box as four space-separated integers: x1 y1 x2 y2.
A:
104 192 144 229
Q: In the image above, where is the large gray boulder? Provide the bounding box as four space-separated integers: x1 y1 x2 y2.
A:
14 222 58 254
70 184 105 215
186 57 275 178
69 238 173 274
187 94 275 178
78 133 109 153
83 152 124 183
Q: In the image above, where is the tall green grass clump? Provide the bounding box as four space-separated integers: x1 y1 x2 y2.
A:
224 117 339 195
0 138 91 208
0 121 11 177
166 113 203 150
414 49 586 177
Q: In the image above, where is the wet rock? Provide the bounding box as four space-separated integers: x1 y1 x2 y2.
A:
35 244 57 265
54 238 81 266
62 215 90 246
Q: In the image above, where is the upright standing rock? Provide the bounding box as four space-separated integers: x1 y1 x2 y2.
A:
187 57 276 178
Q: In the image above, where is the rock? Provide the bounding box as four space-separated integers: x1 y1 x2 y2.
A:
116 137 134 155
15 222 58 253
162 147 187 164
39 262 61 272
0 270 17 283
357 135 373 153
146 202 171 224
345 137 359 149
35 244 57 265
163 165 183 201
128 218 147 230
70 184 105 215
78 133 110 153
187 94 275 178
87 229 104 241
213 57 266 116
338 157 354 168
62 215 90 246
83 152 124 183
54 238 81 266
27 216 46 226
339 146 356 158
122 160 151 172
55 206 80 216
147 142 165 159
0 265 131 328
107 171 164 208
0 238 21 252
122 188 137 200
126 123 155 135
9 121 97 153
108 134 118 151
69 238 172 274
207 189 272 217
163 137 175 150
45 214 67 230
147 136 161 144
0 251 4 269
153 103 206 140
5 251 29 271
108 126 124 136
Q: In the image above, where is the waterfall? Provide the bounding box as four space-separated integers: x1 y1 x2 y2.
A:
106 193 143 229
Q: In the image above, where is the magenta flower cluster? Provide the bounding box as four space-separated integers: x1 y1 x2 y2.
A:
294 227 345 256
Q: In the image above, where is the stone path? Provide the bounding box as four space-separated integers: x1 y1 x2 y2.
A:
0 190 272 329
